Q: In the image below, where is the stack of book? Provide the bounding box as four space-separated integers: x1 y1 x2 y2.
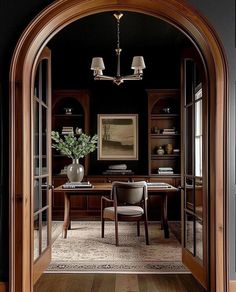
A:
61 126 74 135
103 164 134 175
62 181 93 189
158 167 174 175
162 128 176 135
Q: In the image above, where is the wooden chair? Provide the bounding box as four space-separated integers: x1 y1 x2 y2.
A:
101 181 149 246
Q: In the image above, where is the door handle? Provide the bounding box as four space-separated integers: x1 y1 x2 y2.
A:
178 186 184 191
41 183 54 190
48 184 54 190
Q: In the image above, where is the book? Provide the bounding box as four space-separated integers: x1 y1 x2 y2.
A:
61 126 74 135
158 167 173 171
108 164 127 170
62 181 93 189
103 170 134 175
104 169 133 173
158 171 174 175
147 182 171 188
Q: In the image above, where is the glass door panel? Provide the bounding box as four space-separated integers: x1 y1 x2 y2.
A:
185 60 195 105
181 53 208 288
41 59 48 105
32 47 52 283
42 105 48 175
185 177 194 211
185 213 194 254
185 106 193 175
42 209 49 252
196 218 203 261
34 214 40 261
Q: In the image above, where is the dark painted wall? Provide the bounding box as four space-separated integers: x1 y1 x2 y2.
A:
188 0 236 280
0 0 235 282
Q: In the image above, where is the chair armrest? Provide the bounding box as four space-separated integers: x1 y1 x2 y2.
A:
101 196 113 203
101 196 114 212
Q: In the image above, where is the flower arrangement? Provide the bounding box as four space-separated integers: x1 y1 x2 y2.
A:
51 131 98 159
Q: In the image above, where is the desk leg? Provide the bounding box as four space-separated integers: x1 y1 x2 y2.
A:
62 192 70 239
161 193 169 238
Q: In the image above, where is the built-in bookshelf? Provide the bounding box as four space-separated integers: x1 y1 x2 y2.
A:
147 89 181 178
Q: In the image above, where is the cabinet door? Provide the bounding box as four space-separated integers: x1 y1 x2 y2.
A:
181 50 208 289
32 47 52 283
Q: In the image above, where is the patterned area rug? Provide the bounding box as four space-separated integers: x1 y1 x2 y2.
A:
46 221 189 274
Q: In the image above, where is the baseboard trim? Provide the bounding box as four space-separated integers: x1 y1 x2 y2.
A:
229 280 236 292
0 282 8 292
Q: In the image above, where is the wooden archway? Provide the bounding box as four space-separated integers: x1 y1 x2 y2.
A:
10 0 227 291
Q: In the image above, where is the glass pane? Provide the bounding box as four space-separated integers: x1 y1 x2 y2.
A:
34 179 41 212
42 105 48 174
34 101 40 176
195 177 203 219
42 209 49 252
185 177 194 211
41 59 48 105
185 60 194 105
34 214 40 261
185 212 194 254
195 99 202 177
196 219 203 261
185 106 193 175
42 177 48 208
34 66 40 98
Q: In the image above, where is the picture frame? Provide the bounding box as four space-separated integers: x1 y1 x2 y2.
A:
97 114 138 160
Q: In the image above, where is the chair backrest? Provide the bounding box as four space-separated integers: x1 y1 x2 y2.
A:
112 181 147 205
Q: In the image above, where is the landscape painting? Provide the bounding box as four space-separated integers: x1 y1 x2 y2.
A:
98 114 138 160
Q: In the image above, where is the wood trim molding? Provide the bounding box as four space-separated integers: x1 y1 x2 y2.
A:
9 0 227 291
0 282 8 292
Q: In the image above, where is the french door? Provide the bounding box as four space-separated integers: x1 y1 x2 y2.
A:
32 47 52 283
181 50 208 289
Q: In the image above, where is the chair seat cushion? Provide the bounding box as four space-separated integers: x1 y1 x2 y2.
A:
103 206 144 218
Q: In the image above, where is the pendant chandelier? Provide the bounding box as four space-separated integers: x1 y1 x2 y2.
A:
90 12 146 86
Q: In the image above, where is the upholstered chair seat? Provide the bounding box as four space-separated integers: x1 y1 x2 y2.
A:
103 206 144 219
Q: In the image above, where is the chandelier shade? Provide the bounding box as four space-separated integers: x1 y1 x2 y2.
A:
91 57 105 76
90 12 146 85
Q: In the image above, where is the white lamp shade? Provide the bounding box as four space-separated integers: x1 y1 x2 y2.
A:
91 57 105 70
131 56 146 69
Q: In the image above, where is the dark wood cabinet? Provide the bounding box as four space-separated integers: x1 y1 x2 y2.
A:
51 89 181 221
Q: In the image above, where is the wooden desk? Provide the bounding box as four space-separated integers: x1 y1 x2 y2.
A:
54 182 178 239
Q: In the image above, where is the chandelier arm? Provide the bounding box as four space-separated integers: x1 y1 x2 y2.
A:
120 76 143 81
94 75 115 81
116 15 121 77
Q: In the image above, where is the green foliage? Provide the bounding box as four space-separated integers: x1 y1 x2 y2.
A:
51 131 98 159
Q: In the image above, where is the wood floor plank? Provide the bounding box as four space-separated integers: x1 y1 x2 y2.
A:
138 274 160 292
150 274 182 291
34 274 94 292
176 274 206 292
115 274 139 292
34 273 206 292
91 274 116 292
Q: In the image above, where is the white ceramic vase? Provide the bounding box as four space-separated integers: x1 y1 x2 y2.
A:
67 158 84 182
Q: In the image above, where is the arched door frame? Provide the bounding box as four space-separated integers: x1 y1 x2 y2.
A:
9 0 227 291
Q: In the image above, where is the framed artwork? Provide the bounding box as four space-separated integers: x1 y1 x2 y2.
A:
97 114 138 160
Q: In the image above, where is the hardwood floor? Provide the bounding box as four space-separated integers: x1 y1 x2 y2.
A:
34 273 206 292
